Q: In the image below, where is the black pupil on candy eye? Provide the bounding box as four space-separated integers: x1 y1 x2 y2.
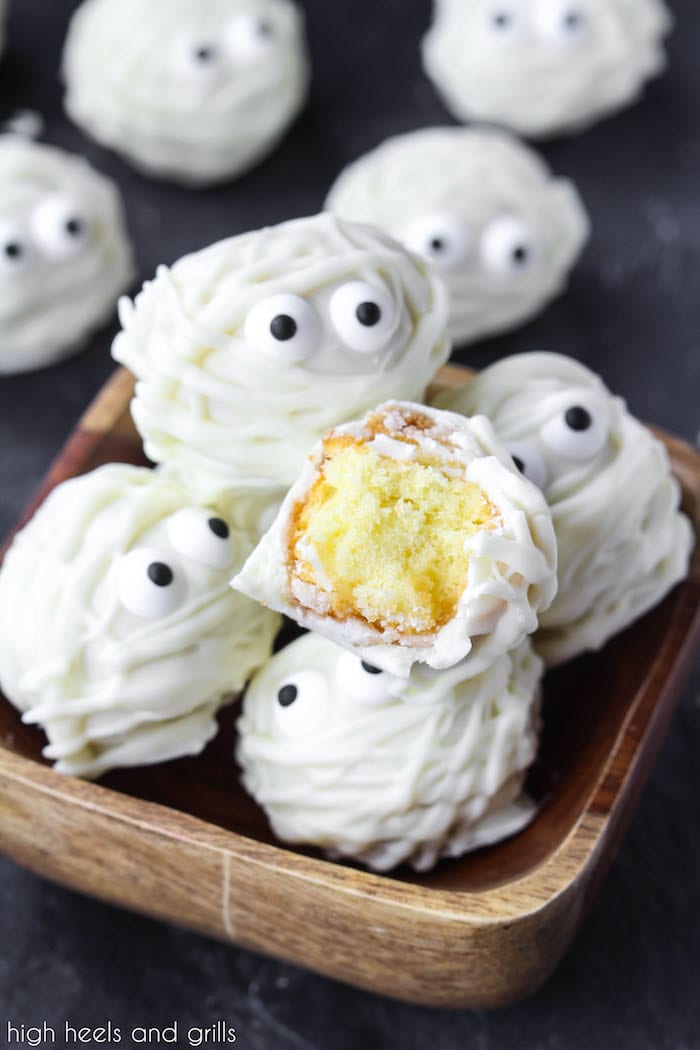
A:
361 661 382 675
512 245 529 266
512 456 525 474
65 218 83 237
4 241 22 259
492 11 511 29
356 302 381 327
195 45 215 62
148 562 174 587
430 237 446 253
257 20 273 37
278 684 298 707
208 517 229 539
270 314 297 341
564 10 582 29
565 406 592 431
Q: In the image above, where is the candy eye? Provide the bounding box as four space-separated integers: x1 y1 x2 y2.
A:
31 196 92 259
0 223 32 274
335 651 392 705
167 508 238 570
172 39 226 83
536 1 589 41
484 2 525 37
402 212 470 272
117 548 185 619
244 294 321 363
274 670 329 737
329 281 398 354
481 217 535 276
227 12 278 62
507 441 549 490
540 394 609 460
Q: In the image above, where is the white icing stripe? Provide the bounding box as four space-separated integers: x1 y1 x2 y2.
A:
422 0 672 138
0 463 281 779
437 351 694 665
0 135 134 373
62 0 310 185
237 633 543 873
113 213 451 499
326 126 589 346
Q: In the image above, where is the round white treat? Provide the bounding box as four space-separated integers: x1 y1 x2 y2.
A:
0 135 134 374
238 632 542 872
422 0 672 138
437 352 694 665
113 213 451 499
233 400 558 678
0 464 281 779
326 126 589 346
62 0 310 185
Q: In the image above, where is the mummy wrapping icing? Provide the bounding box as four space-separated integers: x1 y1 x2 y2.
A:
233 400 558 678
436 353 694 665
237 633 542 872
422 0 672 138
0 135 134 374
325 126 589 346
0 464 281 779
62 0 310 185
113 213 451 500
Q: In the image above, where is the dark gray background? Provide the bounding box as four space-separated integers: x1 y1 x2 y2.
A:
0 1 698 1047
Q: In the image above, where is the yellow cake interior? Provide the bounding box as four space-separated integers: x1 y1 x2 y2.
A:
289 429 498 636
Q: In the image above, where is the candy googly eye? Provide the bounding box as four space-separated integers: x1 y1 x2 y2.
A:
172 38 226 83
540 393 609 460
329 281 398 354
167 508 238 570
244 294 321 363
335 651 392 705
402 212 470 272
227 12 278 62
117 548 185 619
536 1 589 42
507 441 549 490
484 2 525 37
0 222 32 273
31 196 92 259
481 216 535 276
274 670 329 737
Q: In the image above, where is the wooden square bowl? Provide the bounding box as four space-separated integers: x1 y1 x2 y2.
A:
0 365 698 1009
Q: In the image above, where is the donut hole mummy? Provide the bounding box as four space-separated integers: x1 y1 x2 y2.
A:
287 410 500 638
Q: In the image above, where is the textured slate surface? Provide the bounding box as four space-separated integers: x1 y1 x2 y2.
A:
0 0 698 1046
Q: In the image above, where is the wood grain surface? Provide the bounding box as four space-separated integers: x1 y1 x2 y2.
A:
0 365 697 1009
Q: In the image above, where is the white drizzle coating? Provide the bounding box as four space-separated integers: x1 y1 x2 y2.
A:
436 352 694 665
62 0 310 185
325 126 589 346
237 632 542 873
422 0 672 139
113 213 451 500
0 464 281 779
0 135 134 374
233 400 558 678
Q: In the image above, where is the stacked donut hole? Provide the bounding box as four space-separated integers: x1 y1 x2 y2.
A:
0 0 692 874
